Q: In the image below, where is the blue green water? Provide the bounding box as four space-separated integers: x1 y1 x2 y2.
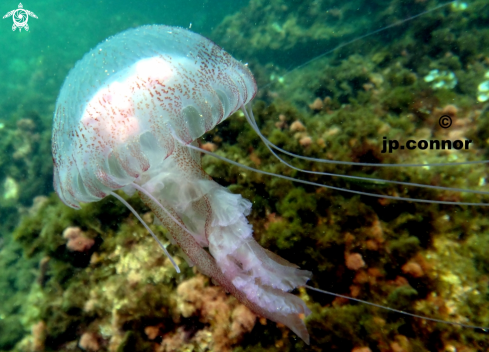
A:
1 0 489 351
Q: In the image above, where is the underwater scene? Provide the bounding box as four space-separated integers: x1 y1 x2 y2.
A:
1 0 489 351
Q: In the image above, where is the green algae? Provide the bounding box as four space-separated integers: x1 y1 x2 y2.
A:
0 235 39 350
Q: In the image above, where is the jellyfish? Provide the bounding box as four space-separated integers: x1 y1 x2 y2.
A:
52 25 312 343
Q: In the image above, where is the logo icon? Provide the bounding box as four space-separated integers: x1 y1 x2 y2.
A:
3 3 37 32
439 115 452 129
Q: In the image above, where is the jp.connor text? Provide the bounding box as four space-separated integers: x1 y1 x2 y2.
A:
381 136 473 153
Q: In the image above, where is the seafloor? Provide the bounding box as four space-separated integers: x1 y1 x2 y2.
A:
1 0 489 351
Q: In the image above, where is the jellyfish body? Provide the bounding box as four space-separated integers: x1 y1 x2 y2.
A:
52 25 311 343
